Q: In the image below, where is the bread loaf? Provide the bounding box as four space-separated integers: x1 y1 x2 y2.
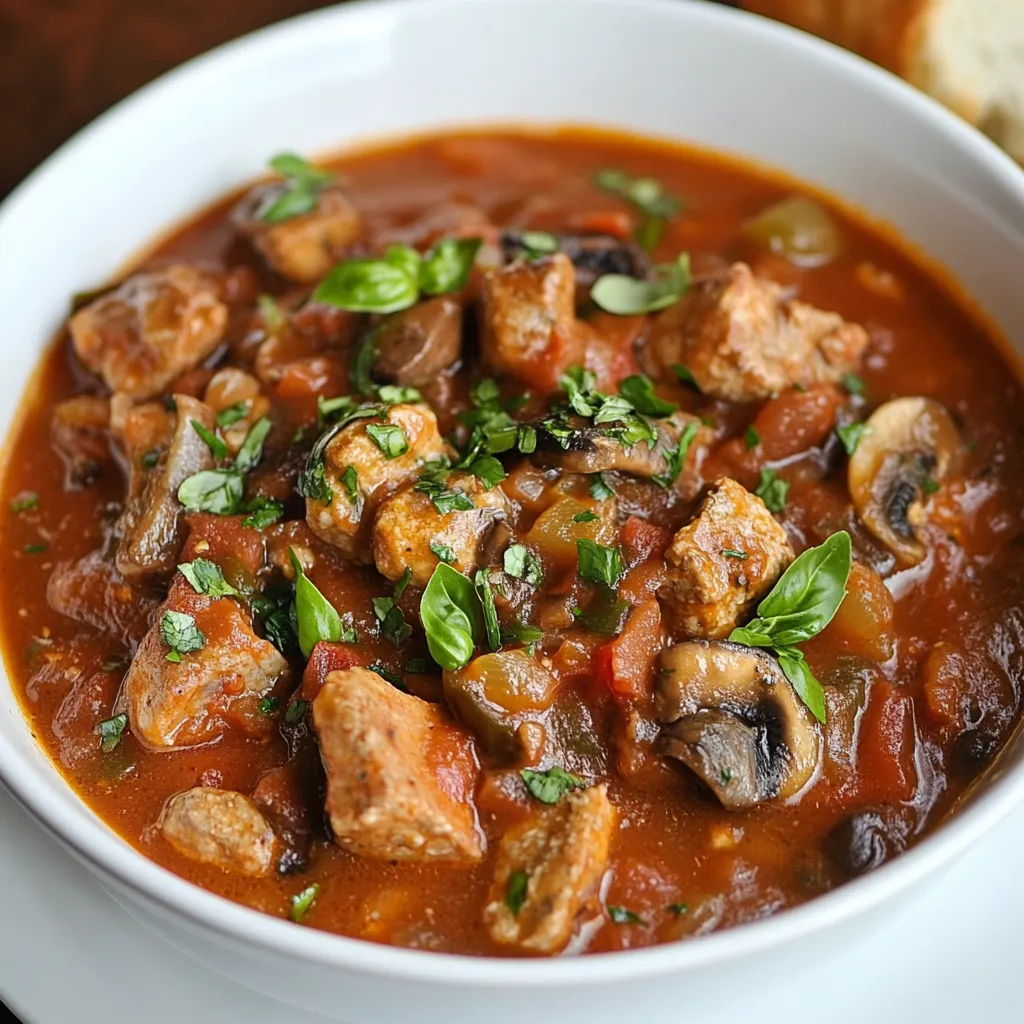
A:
741 0 1024 163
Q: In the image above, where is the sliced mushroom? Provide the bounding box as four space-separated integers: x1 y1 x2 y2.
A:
114 394 215 586
500 231 650 289
372 296 463 387
654 640 821 809
847 397 965 566
534 412 701 480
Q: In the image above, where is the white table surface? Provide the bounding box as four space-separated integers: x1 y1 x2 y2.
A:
1 783 1021 1024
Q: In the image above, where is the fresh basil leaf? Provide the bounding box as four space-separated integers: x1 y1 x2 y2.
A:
618 374 677 417
500 623 544 646
589 473 614 500
261 188 318 224
290 548 342 658
836 422 866 456
216 401 251 429
384 243 422 282
420 237 482 295
591 253 690 315
466 454 506 490
576 539 624 588
745 425 760 450
430 540 455 563
341 465 359 504
474 569 501 652
252 587 298 655
240 496 284 530
520 765 586 804
160 610 205 661
608 906 647 925
505 870 528 915
314 255 420 314
749 531 852 647
318 395 357 426
373 595 413 647
841 372 865 396
234 417 272 474
268 153 334 188
290 883 321 924
755 468 789 513
726 625 777 648
377 384 423 405
191 419 227 461
652 419 699 489
261 154 334 224
573 510 599 523
366 422 409 459
433 490 476 514
778 649 827 724
594 168 682 222
178 558 239 598
574 589 631 635
177 469 244 514
420 563 482 670
502 544 544 586
671 364 696 387
517 425 537 454
519 231 559 258
284 699 309 726
97 714 128 753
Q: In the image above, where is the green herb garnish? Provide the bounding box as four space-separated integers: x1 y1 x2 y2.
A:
160 610 206 663
520 766 587 805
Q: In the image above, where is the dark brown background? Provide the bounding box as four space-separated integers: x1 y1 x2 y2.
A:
0 0 736 200
0 0 347 198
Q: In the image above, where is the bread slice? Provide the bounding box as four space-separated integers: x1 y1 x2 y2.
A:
742 0 1024 163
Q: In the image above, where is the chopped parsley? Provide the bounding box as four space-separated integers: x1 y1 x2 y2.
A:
261 153 334 224
290 883 321 924
573 510 599 523
178 558 240 598
160 610 206 663
505 870 529 915
755 468 789 513
9 492 38 513
191 419 228 461
607 906 647 925
520 766 587 804
576 539 624 588
744 425 760 449
97 714 128 753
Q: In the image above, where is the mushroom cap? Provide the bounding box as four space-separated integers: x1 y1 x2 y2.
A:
654 640 821 807
847 397 964 566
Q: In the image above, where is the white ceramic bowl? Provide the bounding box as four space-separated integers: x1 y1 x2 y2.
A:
3 1 1024 1021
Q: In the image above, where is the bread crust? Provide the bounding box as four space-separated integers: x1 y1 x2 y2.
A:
741 0 929 75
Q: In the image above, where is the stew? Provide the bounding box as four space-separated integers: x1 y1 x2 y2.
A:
4 128 1023 957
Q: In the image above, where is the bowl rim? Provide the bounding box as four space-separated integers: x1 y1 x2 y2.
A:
3 0 1024 987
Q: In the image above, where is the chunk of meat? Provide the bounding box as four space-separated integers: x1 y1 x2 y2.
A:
479 253 582 391
203 367 271 457
51 395 111 487
648 262 868 401
658 477 795 639
69 265 228 400
114 394 216 586
47 549 158 645
312 667 483 863
373 296 463 387
231 182 362 283
305 403 451 560
122 577 289 750
483 785 616 954
372 471 509 587
160 787 278 877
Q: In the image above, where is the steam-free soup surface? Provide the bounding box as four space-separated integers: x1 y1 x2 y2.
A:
4 129 1023 956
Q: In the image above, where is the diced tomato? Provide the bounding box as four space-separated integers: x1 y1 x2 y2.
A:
181 513 265 580
299 642 363 701
595 599 664 699
621 515 673 566
567 209 634 239
275 356 347 423
854 681 918 804
752 384 844 461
